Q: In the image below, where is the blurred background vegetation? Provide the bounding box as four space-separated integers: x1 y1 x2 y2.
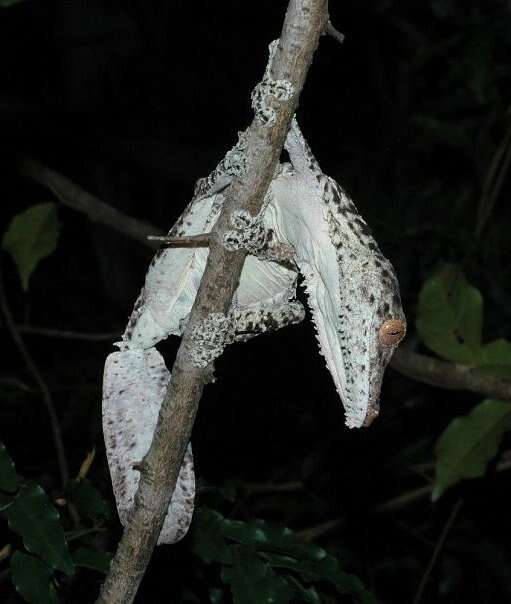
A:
1 0 511 602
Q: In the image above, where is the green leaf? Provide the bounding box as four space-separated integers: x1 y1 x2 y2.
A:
416 265 483 363
6 482 75 575
433 399 511 501
193 508 375 604
2 202 60 291
479 339 511 367
10 551 57 604
65 479 111 522
0 441 19 493
283 575 322 603
219 515 326 563
209 587 226 604
221 549 293 604
73 547 111 574
190 508 233 564
261 552 375 604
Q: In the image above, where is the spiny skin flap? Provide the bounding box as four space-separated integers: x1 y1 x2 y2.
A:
263 118 406 428
103 348 195 544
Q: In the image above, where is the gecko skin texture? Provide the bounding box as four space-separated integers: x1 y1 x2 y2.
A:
102 349 194 544
188 313 234 368
251 40 294 126
223 209 268 254
264 117 406 428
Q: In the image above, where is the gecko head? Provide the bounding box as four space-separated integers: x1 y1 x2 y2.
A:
329 258 406 429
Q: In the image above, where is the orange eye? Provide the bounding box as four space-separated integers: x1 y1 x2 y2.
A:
379 319 406 346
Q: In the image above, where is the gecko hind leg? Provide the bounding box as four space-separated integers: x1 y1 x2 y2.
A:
233 300 305 343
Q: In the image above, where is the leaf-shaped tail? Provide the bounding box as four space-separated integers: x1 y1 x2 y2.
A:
102 348 195 544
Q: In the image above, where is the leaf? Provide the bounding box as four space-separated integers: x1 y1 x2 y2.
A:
479 339 511 367
209 587 226 604
65 479 111 522
6 482 75 575
10 551 57 604
283 575 322 603
190 508 233 564
73 547 111 574
221 549 292 604
193 508 375 604
416 265 483 363
261 552 375 604
2 202 60 291
0 441 18 493
433 399 511 501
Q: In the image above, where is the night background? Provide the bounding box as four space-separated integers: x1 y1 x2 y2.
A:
1 0 511 602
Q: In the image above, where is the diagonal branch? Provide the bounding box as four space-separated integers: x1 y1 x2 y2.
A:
95 2 328 603
17 158 164 248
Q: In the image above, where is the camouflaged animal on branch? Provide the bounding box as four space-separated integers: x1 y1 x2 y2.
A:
102 132 305 545
264 117 406 428
102 34 405 541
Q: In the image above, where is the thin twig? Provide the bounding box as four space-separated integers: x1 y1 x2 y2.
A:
297 453 511 542
96 2 328 603
412 499 463 604
390 345 511 400
3 324 119 341
475 113 511 238
0 266 69 487
296 517 344 542
17 158 164 249
371 485 432 516
147 233 211 248
326 20 345 44
241 480 304 496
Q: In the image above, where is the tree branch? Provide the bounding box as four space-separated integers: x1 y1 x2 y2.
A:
390 346 511 400
147 233 211 248
95 2 328 602
17 158 164 249
325 20 345 44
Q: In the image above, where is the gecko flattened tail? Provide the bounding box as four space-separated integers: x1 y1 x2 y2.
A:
102 348 195 544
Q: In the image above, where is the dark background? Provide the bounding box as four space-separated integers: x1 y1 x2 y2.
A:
1 1 511 602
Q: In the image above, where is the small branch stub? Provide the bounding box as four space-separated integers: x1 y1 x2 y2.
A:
147 233 211 248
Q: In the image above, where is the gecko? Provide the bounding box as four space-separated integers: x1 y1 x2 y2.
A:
103 44 405 544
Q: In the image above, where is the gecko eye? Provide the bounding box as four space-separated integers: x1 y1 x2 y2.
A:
379 319 406 346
